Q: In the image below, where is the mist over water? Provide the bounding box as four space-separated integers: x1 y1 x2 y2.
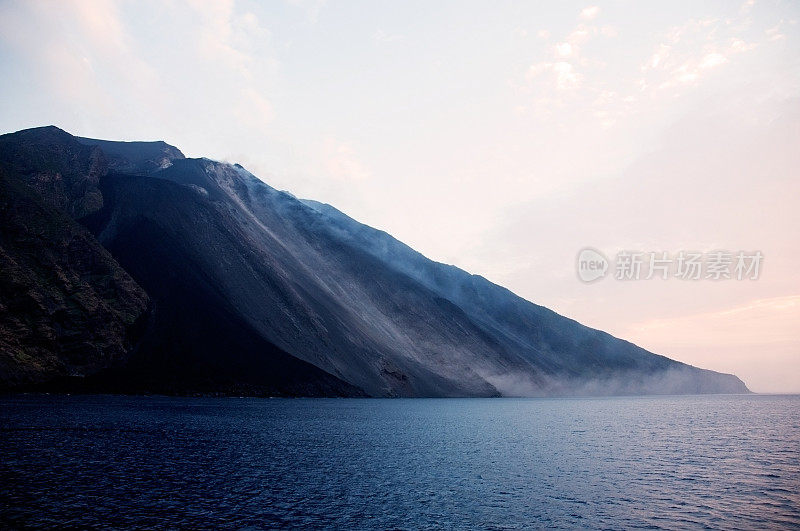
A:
1 394 798 529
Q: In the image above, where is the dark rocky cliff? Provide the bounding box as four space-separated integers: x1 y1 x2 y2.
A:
0 164 148 387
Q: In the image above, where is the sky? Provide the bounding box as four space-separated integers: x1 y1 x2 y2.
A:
1 0 798 392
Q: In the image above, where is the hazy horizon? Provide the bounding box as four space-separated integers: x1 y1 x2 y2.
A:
1 0 797 392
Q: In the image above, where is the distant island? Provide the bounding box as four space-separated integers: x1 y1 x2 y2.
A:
0 126 748 397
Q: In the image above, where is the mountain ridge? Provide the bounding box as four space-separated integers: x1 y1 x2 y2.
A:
0 126 749 396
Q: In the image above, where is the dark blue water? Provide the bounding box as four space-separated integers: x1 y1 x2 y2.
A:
1 394 798 529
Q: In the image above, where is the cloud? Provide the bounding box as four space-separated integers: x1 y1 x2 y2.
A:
514 0 776 135
521 16 612 96
373 29 403 43
2 0 281 140
600 26 618 38
526 61 582 90
186 1 275 81
617 295 800 392
552 62 582 89
639 17 760 92
0 0 159 119
285 0 328 23
580 6 600 20
554 42 574 58
515 14 621 121
766 22 785 41
622 295 800 347
322 139 371 182
235 87 274 128
699 52 728 69
567 23 594 49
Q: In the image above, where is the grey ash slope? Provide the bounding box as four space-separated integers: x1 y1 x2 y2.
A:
296 199 747 395
0 126 748 396
91 159 506 397
95 151 745 396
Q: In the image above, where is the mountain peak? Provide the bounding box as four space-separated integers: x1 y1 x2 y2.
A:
1 125 73 143
76 136 183 174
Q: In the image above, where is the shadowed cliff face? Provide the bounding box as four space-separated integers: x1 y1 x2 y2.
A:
0 126 107 219
75 136 185 175
0 165 149 387
0 126 749 396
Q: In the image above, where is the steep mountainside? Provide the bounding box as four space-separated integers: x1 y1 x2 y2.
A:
93 156 746 396
0 126 749 396
0 127 359 396
0 164 148 388
76 136 185 174
0 126 107 218
81 170 364 397
297 200 745 394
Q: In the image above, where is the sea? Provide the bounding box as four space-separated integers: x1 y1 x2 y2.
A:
1 394 798 529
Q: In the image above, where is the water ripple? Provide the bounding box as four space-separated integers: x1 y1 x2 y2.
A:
1 394 798 529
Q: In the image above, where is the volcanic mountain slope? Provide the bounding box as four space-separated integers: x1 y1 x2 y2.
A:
0 140 148 388
0 126 748 396
0 128 361 396
75 136 185 175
